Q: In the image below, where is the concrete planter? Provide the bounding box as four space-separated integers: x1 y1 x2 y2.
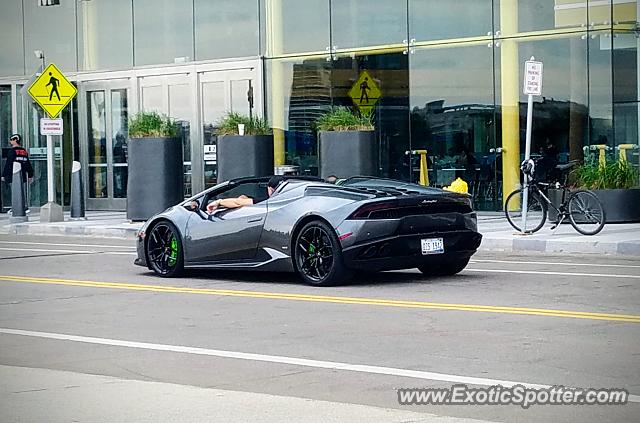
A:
549 188 640 223
126 137 183 221
217 135 274 183
319 131 377 179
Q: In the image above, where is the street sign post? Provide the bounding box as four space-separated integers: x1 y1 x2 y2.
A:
28 63 77 223
521 57 543 233
348 70 381 114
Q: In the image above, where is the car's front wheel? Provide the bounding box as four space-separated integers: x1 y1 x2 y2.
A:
146 221 184 277
294 220 351 286
418 257 470 277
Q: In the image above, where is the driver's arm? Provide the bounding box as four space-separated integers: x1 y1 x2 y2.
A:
207 196 253 213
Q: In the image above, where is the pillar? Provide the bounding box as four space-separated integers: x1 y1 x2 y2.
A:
500 0 520 206
266 0 286 166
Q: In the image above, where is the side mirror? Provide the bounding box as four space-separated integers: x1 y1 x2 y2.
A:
184 201 200 212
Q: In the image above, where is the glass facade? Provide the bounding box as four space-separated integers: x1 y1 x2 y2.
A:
264 0 640 209
0 0 637 210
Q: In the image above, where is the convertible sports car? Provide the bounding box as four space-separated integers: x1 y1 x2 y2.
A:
134 176 482 286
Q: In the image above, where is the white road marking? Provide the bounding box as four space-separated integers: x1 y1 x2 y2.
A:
0 241 135 249
0 247 92 254
465 268 640 279
471 259 640 269
0 247 135 256
1 328 638 403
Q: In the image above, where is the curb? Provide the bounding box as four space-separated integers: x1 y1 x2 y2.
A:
0 223 140 240
479 237 640 257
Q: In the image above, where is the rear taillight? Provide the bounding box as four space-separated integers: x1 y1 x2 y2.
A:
348 201 398 219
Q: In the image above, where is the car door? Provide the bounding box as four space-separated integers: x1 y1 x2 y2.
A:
184 181 268 263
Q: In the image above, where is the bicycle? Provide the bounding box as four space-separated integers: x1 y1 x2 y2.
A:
504 159 606 235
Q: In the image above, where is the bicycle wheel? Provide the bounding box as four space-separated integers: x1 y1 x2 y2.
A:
504 188 548 234
568 190 605 235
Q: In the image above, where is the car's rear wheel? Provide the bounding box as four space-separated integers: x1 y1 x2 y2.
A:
146 221 184 277
418 257 470 277
294 220 351 286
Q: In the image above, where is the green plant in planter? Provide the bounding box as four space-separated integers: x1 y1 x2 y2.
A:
316 106 374 132
573 157 639 190
129 111 179 138
216 112 272 136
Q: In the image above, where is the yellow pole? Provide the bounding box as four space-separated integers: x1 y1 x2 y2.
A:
413 150 429 186
266 0 286 166
501 0 520 209
617 144 636 162
594 144 608 167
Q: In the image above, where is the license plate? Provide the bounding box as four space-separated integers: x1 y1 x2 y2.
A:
421 238 444 255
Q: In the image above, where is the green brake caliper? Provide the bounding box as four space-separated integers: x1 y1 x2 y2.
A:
168 236 178 267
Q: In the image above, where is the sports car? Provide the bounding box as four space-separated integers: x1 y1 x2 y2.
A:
134 176 482 286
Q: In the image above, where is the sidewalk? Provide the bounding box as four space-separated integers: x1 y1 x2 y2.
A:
1 210 639 257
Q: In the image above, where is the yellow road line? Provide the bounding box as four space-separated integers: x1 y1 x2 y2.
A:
1 275 639 323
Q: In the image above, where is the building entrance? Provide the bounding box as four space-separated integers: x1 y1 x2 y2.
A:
80 80 129 210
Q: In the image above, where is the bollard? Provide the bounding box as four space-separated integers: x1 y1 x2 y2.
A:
405 150 430 186
70 161 86 219
9 162 27 223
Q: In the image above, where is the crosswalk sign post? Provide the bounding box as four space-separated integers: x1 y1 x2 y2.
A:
348 70 381 115
28 63 76 222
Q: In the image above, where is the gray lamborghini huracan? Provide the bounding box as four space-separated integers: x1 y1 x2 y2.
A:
134 176 482 286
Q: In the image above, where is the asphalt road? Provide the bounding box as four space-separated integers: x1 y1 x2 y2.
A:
0 234 638 422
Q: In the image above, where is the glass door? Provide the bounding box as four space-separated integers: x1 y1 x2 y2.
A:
139 74 193 197
81 80 130 210
200 69 255 188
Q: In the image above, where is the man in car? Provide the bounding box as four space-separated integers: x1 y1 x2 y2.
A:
206 175 284 214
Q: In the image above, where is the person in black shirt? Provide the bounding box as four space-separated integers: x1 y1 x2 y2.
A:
2 134 34 184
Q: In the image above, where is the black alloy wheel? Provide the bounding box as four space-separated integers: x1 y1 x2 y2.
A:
146 221 184 277
294 220 351 286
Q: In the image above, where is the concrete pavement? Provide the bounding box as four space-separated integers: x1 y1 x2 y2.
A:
1 365 494 423
0 210 639 256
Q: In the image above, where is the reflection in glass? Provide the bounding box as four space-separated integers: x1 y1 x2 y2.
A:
331 0 407 50
409 0 492 41
168 84 191 197
410 44 496 205
89 166 107 198
266 56 332 176
87 91 106 164
202 80 226 187
88 91 107 199
113 166 128 198
493 0 587 33
133 0 193 66
0 88 11 209
516 35 587 166
262 0 330 56
588 31 613 151
111 89 128 164
195 0 259 60
77 0 133 70
231 80 251 116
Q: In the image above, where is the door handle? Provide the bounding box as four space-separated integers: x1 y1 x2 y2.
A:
247 217 263 223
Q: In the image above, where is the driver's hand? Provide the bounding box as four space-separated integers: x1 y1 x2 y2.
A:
206 200 220 214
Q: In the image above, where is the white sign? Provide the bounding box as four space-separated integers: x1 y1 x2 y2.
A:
204 145 216 154
40 118 64 135
203 153 217 161
523 60 543 96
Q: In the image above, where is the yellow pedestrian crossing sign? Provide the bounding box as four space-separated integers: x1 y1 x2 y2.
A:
348 70 381 114
28 63 77 118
